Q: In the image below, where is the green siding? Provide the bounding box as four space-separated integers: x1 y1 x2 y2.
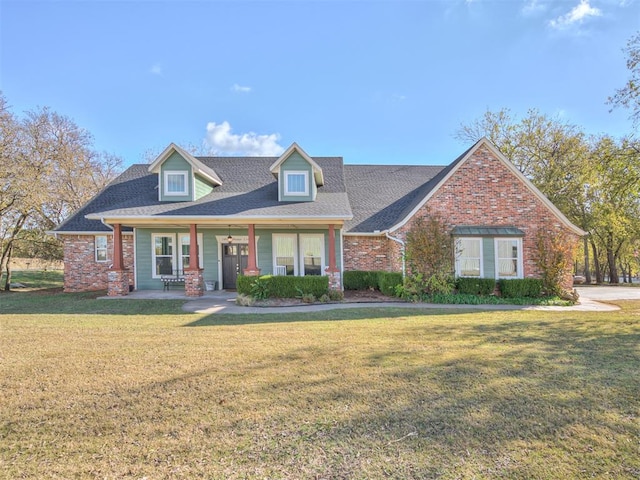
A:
135 228 220 290
160 152 192 202
134 227 341 290
482 237 495 279
279 152 314 202
195 174 214 200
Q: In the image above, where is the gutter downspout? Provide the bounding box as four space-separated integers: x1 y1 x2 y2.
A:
385 231 405 279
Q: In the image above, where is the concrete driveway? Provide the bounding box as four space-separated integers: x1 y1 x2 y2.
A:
575 285 640 301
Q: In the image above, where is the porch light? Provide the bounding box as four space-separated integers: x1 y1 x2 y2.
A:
227 225 233 244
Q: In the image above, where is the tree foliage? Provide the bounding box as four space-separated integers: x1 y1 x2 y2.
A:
404 214 455 295
608 31 640 128
0 92 122 290
457 108 640 284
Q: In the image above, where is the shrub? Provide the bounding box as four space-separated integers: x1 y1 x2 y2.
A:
235 293 255 306
534 229 577 296
236 275 254 296
378 272 403 296
498 278 543 298
328 290 344 301
456 277 496 295
343 271 380 290
237 275 329 299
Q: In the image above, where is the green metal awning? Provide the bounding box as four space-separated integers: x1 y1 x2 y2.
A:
451 226 524 237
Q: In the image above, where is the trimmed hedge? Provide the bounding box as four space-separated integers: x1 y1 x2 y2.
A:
343 271 380 290
237 275 329 299
456 277 496 296
344 270 403 296
498 278 543 298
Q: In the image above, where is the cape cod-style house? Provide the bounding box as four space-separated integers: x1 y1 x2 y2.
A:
53 138 585 296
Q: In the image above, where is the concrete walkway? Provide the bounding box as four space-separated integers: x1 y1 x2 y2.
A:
111 286 636 315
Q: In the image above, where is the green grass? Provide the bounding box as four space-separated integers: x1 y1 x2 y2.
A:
1 269 64 290
1 291 639 479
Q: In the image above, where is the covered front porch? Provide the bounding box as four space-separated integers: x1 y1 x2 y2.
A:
106 221 343 297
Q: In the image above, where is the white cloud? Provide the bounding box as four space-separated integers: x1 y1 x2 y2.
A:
150 63 162 76
204 121 285 156
522 0 546 16
549 0 602 29
231 83 252 93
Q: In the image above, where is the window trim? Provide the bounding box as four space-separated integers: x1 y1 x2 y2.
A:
164 170 189 196
299 233 325 276
151 233 176 279
284 170 309 196
494 237 523 279
95 235 108 263
272 233 298 276
455 237 482 278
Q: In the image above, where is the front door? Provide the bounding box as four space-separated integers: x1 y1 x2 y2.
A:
222 244 248 289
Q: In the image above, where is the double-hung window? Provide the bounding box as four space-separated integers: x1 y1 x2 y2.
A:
95 235 108 262
164 171 188 196
495 238 522 278
284 171 309 196
273 233 326 276
300 234 324 276
456 238 482 277
273 234 297 275
153 234 175 276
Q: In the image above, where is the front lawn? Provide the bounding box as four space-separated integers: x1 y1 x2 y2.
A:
1 292 639 478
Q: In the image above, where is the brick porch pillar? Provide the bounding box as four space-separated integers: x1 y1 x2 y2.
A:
108 223 129 297
325 224 341 290
185 223 203 297
243 224 261 276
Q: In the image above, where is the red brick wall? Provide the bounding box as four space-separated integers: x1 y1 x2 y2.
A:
343 235 394 272
62 234 134 292
396 144 580 289
343 144 580 290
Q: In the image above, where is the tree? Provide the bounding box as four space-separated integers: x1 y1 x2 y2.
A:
456 108 593 281
608 31 640 128
0 93 123 290
404 213 456 296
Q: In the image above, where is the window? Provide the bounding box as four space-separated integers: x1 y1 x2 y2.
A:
95 235 108 262
178 233 204 271
164 171 188 196
456 238 481 277
273 234 297 275
152 234 174 277
284 171 309 196
495 238 522 278
300 234 324 275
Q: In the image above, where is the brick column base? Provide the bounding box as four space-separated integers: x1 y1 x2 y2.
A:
243 268 261 276
107 270 129 297
185 269 204 297
325 269 342 291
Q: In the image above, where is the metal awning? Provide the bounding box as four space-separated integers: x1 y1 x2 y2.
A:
451 226 524 237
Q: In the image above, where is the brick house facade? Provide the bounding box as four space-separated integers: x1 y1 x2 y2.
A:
62 234 134 292
55 139 584 294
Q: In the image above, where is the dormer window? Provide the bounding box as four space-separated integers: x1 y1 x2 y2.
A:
284 171 309 196
164 171 188 196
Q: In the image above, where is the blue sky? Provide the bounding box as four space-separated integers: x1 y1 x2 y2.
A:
1 0 638 166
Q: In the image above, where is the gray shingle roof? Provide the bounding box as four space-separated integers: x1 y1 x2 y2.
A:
55 147 476 234
56 157 352 232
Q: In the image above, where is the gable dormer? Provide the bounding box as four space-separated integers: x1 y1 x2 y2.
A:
148 143 222 202
269 143 324 202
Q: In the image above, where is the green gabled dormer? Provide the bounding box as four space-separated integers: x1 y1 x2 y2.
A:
148 143 222 202
269 143 324 202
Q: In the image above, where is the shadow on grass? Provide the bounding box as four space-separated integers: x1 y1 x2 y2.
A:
183 306 483 327
0 290 187 315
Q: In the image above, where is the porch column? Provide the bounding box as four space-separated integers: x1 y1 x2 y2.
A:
325 224 341 290
184 223 204 297
108 223 128 297
243 223 261 276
